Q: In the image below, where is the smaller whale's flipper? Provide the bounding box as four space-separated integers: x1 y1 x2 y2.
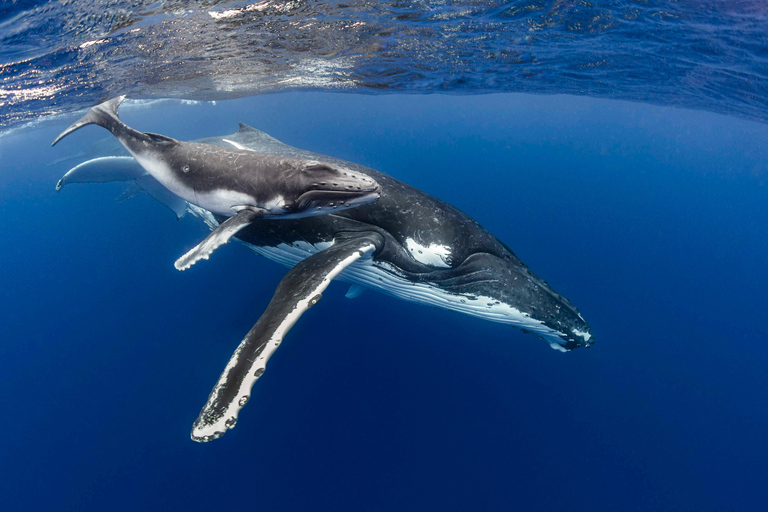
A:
116 183 142 203
190 236 380 442
52 96 126 146
135 174 188 220
345 284 367 299
174 208 262 271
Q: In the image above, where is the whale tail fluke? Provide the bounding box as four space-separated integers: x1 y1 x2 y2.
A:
51 96 126 147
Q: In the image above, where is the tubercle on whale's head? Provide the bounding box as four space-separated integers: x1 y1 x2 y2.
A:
543 322 594 352
287 161 382 215
508 270 595 352
501 264 594 352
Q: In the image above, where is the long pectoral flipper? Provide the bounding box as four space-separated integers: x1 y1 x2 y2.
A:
190 236 379 442
55 156 145 191
135 174 188 220
174 208 262 271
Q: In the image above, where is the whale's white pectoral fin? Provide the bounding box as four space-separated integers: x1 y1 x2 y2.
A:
174 208 262 271
190 237 378 442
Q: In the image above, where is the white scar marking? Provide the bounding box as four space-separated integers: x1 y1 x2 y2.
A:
222 139 255 152
404 238 452 268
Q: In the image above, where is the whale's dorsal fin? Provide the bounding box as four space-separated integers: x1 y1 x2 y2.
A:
190 235 382 442
237 122 259 133
231 123 288 148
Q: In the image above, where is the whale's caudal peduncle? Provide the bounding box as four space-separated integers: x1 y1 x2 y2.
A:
52 97 382 270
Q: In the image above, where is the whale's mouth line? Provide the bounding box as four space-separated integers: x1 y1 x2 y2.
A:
296 187 381 209
298 187 379 199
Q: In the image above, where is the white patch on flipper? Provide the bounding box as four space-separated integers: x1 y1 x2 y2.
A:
549 342 569 352
191 242 376 442
571 329 592 342
404 238 452 268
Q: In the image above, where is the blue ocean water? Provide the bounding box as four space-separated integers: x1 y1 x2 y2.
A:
3 92 767 511
0 2 768 511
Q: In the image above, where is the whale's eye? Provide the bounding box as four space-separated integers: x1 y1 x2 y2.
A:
182 165 190 173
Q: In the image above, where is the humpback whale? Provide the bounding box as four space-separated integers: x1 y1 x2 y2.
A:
51 97 381 270
58 123 594 442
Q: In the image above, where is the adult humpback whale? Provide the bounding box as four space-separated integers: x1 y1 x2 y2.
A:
51 97 381 270
58 123 594 442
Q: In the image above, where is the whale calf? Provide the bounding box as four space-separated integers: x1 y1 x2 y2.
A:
52 97 381 270
60 123 594 442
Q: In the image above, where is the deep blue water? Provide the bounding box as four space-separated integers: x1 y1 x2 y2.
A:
2 92 768 510
2 0 768 509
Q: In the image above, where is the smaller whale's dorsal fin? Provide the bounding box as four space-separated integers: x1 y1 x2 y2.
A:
231 123 291 151
144 132 178 145
237 122 259 133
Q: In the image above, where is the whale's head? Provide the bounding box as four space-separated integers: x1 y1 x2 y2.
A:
469 252 594 351
404 251 594 351
283 160 381 216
